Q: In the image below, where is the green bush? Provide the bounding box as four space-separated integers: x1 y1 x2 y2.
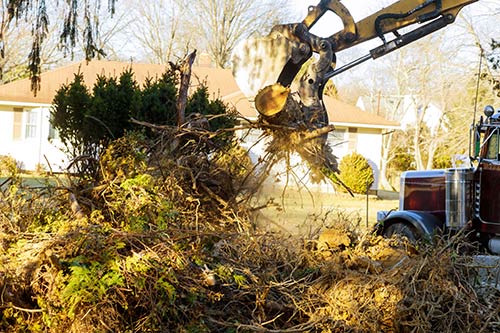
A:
388 147 415 172
51 67 235 157
0 155 19 177
338 152 374 194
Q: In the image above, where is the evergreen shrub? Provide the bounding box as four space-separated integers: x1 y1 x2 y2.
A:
338 152 374 194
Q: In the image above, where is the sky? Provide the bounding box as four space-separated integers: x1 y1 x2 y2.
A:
292 0 371 37
292 0 373 19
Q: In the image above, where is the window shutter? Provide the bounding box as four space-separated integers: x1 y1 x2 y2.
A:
13 108 23 140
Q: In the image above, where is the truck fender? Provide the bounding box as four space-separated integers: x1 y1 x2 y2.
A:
376 210 444 241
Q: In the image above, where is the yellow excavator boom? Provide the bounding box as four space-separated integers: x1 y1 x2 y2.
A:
263 0 480 83
303 0 478 53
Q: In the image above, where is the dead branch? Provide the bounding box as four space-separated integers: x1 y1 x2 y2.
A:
302 125 335 141
176 50 197 126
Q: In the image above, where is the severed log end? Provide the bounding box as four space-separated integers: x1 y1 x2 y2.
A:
255 83 290 117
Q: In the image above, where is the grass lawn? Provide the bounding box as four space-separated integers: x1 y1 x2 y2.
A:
0 174 59 189
251 184 399 236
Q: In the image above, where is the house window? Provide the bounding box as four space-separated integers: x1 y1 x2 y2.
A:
327 129 346 149
485 128 500 160
48 115 59 140
25 110 38 138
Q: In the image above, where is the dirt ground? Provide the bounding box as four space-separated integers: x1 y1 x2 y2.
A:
251 184 399 236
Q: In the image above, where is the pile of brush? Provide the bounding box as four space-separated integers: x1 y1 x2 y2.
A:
0 126 498 333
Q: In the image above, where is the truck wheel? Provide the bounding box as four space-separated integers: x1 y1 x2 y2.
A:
383 223 419 243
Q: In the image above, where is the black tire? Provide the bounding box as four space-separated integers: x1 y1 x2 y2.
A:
383 222 419 243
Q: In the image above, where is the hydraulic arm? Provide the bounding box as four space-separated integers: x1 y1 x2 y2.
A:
270 0 478 87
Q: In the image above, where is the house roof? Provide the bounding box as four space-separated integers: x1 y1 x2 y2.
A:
323 96 400 129
0 60 254 115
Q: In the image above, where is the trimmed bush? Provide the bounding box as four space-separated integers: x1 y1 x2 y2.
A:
338 152 375 194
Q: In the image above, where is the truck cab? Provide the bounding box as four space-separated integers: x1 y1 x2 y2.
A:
377 105 500 254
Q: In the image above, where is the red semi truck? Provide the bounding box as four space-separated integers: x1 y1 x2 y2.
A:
376 105 500 254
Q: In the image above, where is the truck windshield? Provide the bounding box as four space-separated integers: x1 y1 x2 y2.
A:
485 127 500 160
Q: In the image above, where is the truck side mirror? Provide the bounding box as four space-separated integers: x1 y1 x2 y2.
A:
473 126 481 157
472 117 483 159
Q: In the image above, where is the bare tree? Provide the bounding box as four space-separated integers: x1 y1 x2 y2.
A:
0 3 67 83
180 0 292 68
0 2 30 83
459 5 500 98
122 0 293 67
126 0 187 64
68 1 134 62
344 30 479 189
0 0 137 86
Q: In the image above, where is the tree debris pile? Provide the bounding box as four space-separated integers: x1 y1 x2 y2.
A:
1 129 499 332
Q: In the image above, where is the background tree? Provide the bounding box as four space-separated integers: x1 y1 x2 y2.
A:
120 0 294 67
72 2 133 62
459 6 500 100
0 1 131 84
0 1 64 83
336 2 499 189
127 0 186 64
180 0 292 68
482 39 500 97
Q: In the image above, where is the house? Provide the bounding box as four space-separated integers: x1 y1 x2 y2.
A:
0 60 253 172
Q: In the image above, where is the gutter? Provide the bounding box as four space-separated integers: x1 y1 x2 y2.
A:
0 100 52 108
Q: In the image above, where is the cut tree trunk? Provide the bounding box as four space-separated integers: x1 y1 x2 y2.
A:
176 50 197 126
